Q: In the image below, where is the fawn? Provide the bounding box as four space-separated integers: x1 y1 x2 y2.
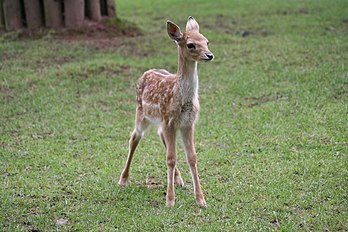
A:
118 16 214 208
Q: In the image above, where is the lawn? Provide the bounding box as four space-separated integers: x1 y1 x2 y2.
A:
1 0 347 231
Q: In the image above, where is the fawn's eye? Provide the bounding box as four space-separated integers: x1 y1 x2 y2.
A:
187 43 195 49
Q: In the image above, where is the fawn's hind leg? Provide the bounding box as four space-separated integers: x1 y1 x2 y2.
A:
161 126 177 207
119 117 149 186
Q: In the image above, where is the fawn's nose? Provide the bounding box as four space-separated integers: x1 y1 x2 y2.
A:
205 52 214 61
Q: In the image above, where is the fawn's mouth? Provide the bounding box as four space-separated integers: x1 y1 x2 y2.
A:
202 57 214 62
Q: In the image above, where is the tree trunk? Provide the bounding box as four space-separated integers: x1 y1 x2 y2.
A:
0 1 5 32
88 0 101 21
64 0 85 28
1 0 117 32
44 0 63 28
3 0 22 31
24 0 42 29
106 0 116 17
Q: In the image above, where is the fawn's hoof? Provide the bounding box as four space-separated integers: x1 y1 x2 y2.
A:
175 176 185 188
166 199 175 208
196 198 207 208
118 177 128 186
166 194 175 208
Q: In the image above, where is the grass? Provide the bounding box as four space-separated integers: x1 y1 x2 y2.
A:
1 0 347 230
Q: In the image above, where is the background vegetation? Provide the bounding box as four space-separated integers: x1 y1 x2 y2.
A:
1 0 347 230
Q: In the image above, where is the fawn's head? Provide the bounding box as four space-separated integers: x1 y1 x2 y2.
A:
167 16 214 62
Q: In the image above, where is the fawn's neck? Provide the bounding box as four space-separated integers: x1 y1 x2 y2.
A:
176 46 199 104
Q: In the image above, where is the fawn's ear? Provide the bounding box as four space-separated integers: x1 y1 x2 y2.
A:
167 21 183 41
186 16 199 32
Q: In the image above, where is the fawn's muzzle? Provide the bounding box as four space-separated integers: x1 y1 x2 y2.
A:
205 52 214 61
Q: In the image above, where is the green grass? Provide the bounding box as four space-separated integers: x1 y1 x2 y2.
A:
1 0 347 230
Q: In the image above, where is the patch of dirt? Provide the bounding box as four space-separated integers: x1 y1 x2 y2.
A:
1 17 142 50
89 64 132 76
202 14 233 33
0 84 16 102
146 176 162 189
334 80 348 99
214 14 239 34
58 64 133 82
235 28 269 37
334 91 348 99
20 221 42 232
0 84 14 94
270 219 279 227
56 218 69 226
55 18 142 50
244 92 289 107
149 199 162 208
0 51 22 63
0 142 8 148
33 55 76 71
205 14 269 37
276 8 309 15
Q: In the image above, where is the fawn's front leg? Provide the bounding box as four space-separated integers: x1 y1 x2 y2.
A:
162 126 177 207
180 126 206 208
159 127 185 188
